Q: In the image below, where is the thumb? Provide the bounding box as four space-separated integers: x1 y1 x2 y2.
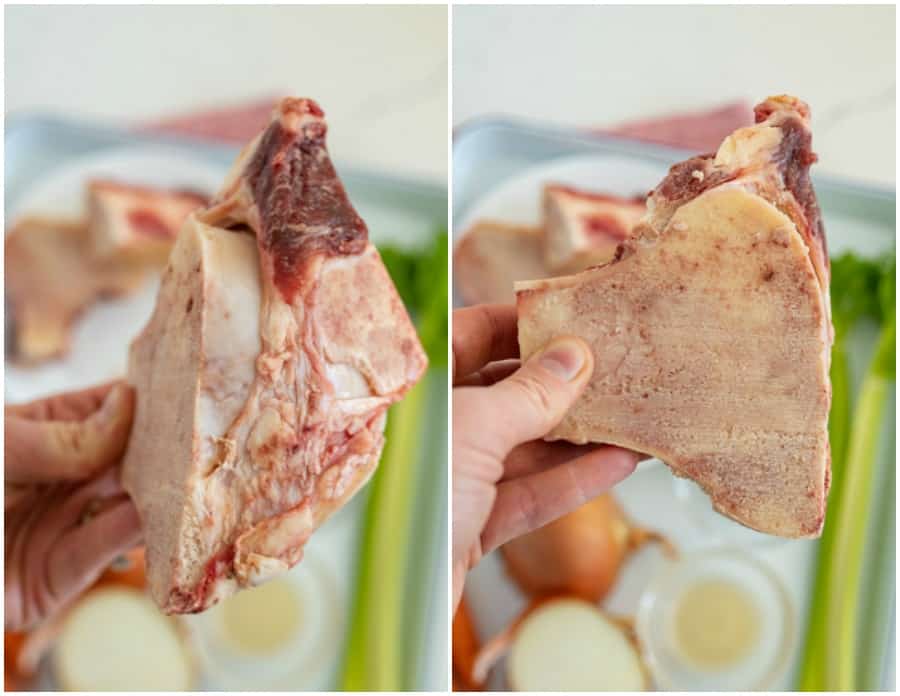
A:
482 336 593 455
5 384 135 484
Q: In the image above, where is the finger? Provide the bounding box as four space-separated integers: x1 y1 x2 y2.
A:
46 499 141 612
45 468 127 532
4 469 130 630
452 304 520 384
501 440 610 481
454 359 520 388
5 483 30 510
16 469 127 570
5 384 135 483
480 446 640 554
5 380 124 421
467 336 594 460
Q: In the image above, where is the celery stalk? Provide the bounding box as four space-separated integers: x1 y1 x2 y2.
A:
341 378 428 690
797 342 851 691
796 252 893 691
340 229 448 690
825 315 895 690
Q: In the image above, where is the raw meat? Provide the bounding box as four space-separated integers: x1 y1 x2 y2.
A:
454 193 645 306
5 218 142 363
453 221 546 305
87 180 207 266
122 98 427 613
516 96 832 538
542 185 645 273
5 184 207 364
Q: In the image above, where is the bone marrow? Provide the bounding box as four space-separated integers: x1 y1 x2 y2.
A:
516 95 832 538
644 95 828 292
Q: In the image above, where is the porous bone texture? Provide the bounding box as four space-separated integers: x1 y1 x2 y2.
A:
516 96 832 538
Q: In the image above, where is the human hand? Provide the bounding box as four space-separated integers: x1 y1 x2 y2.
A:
5 381 139 631
452 305 640 610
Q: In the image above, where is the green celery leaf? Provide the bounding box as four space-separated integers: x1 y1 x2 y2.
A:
829 253 883 338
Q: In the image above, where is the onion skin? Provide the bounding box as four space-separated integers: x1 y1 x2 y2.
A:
5 632 27 690
500 494 675 602
453 596 484 690
472 597 550 685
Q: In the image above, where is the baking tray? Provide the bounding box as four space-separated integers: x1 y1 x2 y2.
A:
452 117 896 691
4 114 448 691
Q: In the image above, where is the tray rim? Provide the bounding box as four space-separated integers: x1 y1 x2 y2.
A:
6 111 448 205
453 114 897 205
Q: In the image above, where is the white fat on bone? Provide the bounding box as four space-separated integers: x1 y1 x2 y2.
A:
123 98 426 613
516 96 832 538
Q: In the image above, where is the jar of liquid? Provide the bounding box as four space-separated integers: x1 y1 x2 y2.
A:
185 549 344 690
636 549 795 690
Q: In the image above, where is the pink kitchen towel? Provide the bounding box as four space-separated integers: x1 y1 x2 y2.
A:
141 98 282 143
147 97 752 154
603 101 752 152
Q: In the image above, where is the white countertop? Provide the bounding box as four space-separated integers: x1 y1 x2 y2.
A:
5 5 448 184
453 5 896 188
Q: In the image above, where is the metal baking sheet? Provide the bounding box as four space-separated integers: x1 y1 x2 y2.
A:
4 114 448 691
452 117 895 691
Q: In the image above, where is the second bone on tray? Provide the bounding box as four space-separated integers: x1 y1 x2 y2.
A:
453 187 646 305
122 98 428 614
5 183 208 364
517 96 832 539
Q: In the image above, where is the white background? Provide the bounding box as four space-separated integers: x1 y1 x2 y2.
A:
5 4 448 183
454 4 896 187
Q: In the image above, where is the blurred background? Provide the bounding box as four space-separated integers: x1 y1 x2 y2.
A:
6 4 447 692
7 4 447 182
452 4 895 692
454 4 894 187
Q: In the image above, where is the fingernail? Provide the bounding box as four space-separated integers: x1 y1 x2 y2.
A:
96 385 130 430
92 388 119 429
538 338 588 382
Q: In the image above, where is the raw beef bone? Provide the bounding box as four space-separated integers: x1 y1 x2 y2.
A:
5 218 144 363
454 193 645 306
542 186 645 274
453 221 546 305
516 96 832 538
87 180 208 266
5 184 208 365
122 98 428 613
